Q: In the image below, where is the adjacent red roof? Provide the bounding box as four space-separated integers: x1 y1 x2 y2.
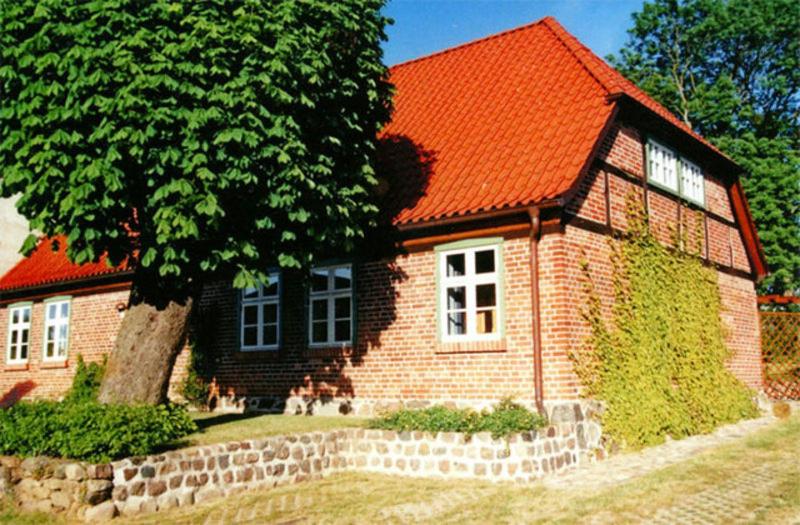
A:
0 16 767 293
0 236 128 292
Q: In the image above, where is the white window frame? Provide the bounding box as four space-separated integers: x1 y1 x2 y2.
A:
6 304 31 365
42 298 70 362
240 272 281 351
308 264 353 347
647 138 706 207
439 245 502 343
647 139 679 192
680 157 705 205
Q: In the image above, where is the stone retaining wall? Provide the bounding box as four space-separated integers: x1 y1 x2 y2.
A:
0 456 116 521
110 420 603 517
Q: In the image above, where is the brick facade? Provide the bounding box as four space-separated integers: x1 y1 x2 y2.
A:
0 118 764 410
0 285 190 403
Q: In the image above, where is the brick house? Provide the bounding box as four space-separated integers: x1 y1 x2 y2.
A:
0 17 767 416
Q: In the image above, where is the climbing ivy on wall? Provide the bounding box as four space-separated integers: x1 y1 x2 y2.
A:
574 198 758 449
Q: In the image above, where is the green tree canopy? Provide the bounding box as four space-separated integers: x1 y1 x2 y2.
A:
610 0 800 295
0 0 393 298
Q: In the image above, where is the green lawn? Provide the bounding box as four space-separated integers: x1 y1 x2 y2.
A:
176 412 370 447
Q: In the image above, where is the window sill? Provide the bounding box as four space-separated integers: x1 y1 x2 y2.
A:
40 360 69 369
4 363 29 372
435 338 506 354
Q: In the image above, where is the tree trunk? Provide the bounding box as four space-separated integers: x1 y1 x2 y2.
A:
97 280 195 405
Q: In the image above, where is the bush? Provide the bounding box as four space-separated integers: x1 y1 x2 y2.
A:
63 355 105 404
369 398 547 439
0 361 197 462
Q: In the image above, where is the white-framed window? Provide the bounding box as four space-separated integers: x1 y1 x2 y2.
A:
439 245 501 341
680 158 705 205
6 304 31 364
240 272 281 351
647 139 678 191
43 299 70 361
309 264 353 346
647 138 706 206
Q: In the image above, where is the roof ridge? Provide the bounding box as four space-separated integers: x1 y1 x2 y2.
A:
538 16 615 95
389 16 552 70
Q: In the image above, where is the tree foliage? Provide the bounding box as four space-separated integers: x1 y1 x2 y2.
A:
610 0 800 295
574 199 758 449
0 0 393 295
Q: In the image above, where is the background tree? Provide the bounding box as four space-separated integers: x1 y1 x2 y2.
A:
0 0 393 404
610 0 800 295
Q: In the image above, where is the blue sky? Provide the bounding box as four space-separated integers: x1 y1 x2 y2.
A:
382 0 643 66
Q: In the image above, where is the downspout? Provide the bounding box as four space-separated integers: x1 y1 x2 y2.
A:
528 207 545 415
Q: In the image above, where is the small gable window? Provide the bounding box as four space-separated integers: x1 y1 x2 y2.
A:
309 264 353 346
438 241 503 342
7 304 31 364
240 273 281 351
647 139 705 206
647 139 678 191
43 299 70 362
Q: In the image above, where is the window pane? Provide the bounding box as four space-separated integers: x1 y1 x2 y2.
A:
334 320 351 342
47 325 55 343
477 309 496 334
333 267 352 289
262 324 278 346
57 337 67 356
11 310 18 324
312 321 327 343
263 278 279 297
475 250 495 274
334 296 351 319
23 308 29 323
60 302 69 318
21 329 28 343
46 341 54 358
48 304 57 319
243 305 258 325
20 344 28 360
243 287 259 299
243 326 258 346
448 311 466 335
447 287 466 310
10 331 17 344
446 253 465 277
59 324 68 341
8 345 15 361
476 284 496 308
311 269 328 292
262 303 278 324
311 299 328 321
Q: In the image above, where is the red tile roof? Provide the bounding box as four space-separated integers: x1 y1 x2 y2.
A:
0 16 766 293
0 236 128 292
379 16 729 226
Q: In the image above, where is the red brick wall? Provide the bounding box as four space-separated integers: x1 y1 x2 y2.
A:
546 121 763 400
0 287 190 402
204 235 539 406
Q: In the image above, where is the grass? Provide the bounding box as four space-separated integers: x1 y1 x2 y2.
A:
3 415 798 524
174 412 370 447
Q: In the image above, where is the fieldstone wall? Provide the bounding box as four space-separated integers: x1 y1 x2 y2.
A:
0 456 116 521
109 419 603 517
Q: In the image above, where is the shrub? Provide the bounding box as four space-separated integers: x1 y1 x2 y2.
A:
773 402 791 419
574 197 758 449
0 360 196 462
63 355 105 404
369 398 547 439
0 400 197 463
